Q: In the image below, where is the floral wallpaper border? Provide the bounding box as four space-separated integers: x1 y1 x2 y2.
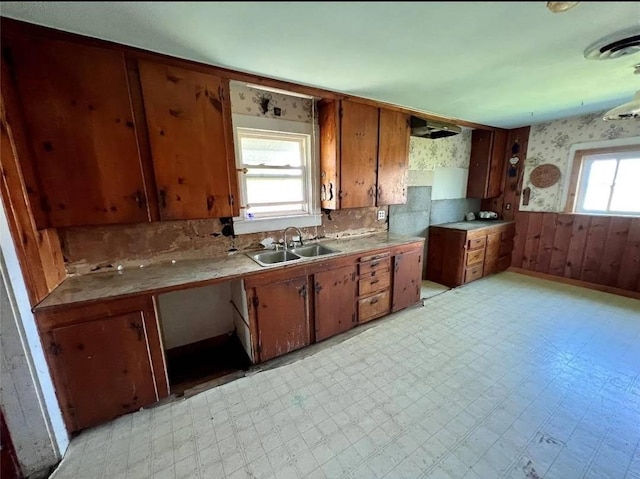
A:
521 110 640 212
229 82 313 124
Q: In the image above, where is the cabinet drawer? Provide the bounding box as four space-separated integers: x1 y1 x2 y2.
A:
360 251 390 263
359 270 391 296
464 264 484 283
358 290 390 323
466 248 485 266
359 257 391 275
467 237 486 250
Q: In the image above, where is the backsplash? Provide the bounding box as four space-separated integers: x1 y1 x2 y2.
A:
60 208 387 275
229 82 314 123
521 110 639 212
408 128 472 171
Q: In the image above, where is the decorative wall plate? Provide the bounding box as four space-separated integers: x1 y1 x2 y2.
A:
530 164 561 188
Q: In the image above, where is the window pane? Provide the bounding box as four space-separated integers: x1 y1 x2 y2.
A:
246 177 304 204
582 159 616 211
240 136 302 167
610 158 640 213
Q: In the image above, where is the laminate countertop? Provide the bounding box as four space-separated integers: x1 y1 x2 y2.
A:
431 220 514 231
34 232 425 312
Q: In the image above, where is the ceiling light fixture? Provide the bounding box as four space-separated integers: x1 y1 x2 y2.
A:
603 90 640 120
584 26 640 60
546 2 580 13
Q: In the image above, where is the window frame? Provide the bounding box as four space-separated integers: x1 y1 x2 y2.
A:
565 144 640 217
231 114 320 235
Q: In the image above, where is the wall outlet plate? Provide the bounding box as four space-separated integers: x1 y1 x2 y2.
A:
377 210 386 220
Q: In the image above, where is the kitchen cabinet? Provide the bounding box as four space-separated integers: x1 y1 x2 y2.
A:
467 129 508 199
392 247 423 312
314 265 357 341
357 252 392 323
427 222 515 287
247 276 310 362
3 32 150 227
319 99 410 209
138 60 239 220
36 296 168 433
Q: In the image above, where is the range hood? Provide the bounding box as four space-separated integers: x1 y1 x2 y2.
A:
410 116 461 139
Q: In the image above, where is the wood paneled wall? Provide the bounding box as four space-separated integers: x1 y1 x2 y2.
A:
512 212 640 292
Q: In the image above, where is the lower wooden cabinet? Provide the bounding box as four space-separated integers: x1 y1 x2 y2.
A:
36 296 168 433
392 248 423 312
248 275 311 362
314 265 357 341
427 222 515 287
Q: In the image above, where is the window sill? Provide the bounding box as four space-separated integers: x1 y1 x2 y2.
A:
233 214 322 235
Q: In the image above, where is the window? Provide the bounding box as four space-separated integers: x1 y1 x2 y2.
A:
232 114 320 234
568 145 640 216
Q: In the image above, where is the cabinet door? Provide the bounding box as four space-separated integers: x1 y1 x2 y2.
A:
318 100 340 210
392 249 423 312
138 60 236 220
314 265 357 341
44 311 160 432
484 232 501 275
5 34 148 227
467 129 507 199
486 131 507 198
340 101 379 208
377 109 409 205
253 277 310 362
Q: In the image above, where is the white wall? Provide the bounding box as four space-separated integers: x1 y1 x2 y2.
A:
157 283 235 349
0 202 67 476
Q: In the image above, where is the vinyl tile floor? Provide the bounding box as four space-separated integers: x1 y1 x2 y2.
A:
50 272 640 479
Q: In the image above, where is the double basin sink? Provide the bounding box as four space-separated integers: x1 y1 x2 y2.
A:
246 244 340 267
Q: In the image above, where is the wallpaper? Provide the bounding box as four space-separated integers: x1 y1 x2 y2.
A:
408 128 472 171
521 110 640 212
229 82 313 123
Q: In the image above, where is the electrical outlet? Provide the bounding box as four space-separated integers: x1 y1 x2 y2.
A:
505 203 511 210
377 210 386 220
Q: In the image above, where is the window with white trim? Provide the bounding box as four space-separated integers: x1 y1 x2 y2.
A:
231 114 320 234
571 146 640 216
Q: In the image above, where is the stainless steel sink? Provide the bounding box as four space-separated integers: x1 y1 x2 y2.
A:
246 243 341 266
246 250 301 267
290 244 340 257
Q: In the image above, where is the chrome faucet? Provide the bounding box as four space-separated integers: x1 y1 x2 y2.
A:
283 226 304 251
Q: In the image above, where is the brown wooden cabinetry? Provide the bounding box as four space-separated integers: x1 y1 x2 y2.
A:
2 32 150 227
467 129 508 199
392 248 423 312
314 265 357 341
319 99 409 209
427 222 515 287
357 252 392 323
36 296 168 433
247 275 310 362
138 60 238 220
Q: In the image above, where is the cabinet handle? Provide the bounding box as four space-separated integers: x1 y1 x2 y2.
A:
207 195 215 211
370 279 379 285
370 261 379 267
370 298 379 305
298 285 307 299
314 282 323 293
321 184 327 201
133 190 146 209
329 182 334 201
368 186 375 198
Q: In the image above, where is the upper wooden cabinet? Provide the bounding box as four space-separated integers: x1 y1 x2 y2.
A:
3 33 150 227
138 60 239 220
467 129 508 199
319 99 409 209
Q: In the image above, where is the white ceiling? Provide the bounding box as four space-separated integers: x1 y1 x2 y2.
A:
2 1 639 128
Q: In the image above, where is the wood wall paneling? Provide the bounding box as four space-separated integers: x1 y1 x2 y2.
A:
511 212 640 292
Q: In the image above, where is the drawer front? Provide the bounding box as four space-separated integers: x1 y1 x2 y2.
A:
467 236 486 250
359 257 391 275
358 290 390 323
359 270 391 296
464 264 484 283
359 251 390 263
466 248 485 266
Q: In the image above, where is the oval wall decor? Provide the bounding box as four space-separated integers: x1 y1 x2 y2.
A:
530 164 561 188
